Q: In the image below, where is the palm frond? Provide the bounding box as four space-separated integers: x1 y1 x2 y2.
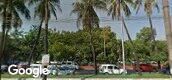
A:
121 1 131 17
107 0 133 20
135 0 159 15
70 2 84 15
93 0 107 10
14 0 31 19
134 0 142 14
49 2 57 20
28 0 41 6
71 0 107 30
12 9 22 29
34 1 45 19
50 0 62 12
29 0 61 20
76 14 82 29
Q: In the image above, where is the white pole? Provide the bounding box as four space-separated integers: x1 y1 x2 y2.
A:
121 16 126 72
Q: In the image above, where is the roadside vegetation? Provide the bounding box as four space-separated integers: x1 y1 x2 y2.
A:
0 27 168 65
0 0 172 78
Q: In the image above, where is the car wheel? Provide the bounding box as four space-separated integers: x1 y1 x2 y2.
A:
121 71 127 74
105 72 109 75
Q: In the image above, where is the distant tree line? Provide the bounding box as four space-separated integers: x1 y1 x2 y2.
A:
1 27 167 65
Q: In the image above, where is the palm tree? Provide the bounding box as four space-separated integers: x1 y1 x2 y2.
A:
27 0 62 64
28 0 61 79
162 0 172 75
0 0 31 60
134 0 160 69
107 0 142 74
71 0 106 74
102 26 111 57
135 0 159 50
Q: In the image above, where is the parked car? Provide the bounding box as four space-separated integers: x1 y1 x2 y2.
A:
57 66 75 75
99 64 127 74
132 63 157 72
48 65 58 75
139 64 154 72
61 61 79 69
17 62 28 69
30 64 42 69
161 66 170 75
7 60 19 65
1 65 8 72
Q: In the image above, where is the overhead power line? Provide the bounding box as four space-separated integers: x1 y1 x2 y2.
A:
0 16 168 24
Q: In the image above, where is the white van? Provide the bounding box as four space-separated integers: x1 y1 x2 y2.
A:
99 64 127 74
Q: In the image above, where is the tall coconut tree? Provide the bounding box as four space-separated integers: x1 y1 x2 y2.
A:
101 26 111 57
71 0 106 74
28 0 61 79
107 0 142 74
107 0 134 47
162 0 172 75
27 0 62 65
134 0 159 52
0 0 31 60
134 0 160 69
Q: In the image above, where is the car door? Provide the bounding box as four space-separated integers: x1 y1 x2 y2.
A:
107 66 113 74
113 66 120 74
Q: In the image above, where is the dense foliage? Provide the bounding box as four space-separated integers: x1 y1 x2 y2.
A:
2 26 168 65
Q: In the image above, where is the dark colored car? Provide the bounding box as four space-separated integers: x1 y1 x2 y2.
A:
17 62 28 69
57 67 75 75
161 66 170 75
1 65 8 72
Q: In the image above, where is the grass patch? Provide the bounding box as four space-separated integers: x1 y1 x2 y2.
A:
1 72 171 78
1 73 32 78
56 73 171 78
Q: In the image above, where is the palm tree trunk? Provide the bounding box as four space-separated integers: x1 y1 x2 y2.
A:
148 15 157 52
148 15 160 70
148 15 155 43
43 0 49 80
28 19 43 66
2 29 9 55
89 29 97 75
162 0 172 75
1 29 9 65
121 16 142 75
104 34 106 56
0 27 6 60
0 0 7 61
0 28 6 64
1 0 12 64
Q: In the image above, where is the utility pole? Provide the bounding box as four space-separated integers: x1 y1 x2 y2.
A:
121 17 126 72
162 0 172 75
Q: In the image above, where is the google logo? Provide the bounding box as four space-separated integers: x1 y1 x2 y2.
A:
8 64 50 78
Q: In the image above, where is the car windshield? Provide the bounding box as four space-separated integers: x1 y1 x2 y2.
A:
61 62 66 64
114 66 118 69
59 67 66 70
59 67 74 70
67 63 72 65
